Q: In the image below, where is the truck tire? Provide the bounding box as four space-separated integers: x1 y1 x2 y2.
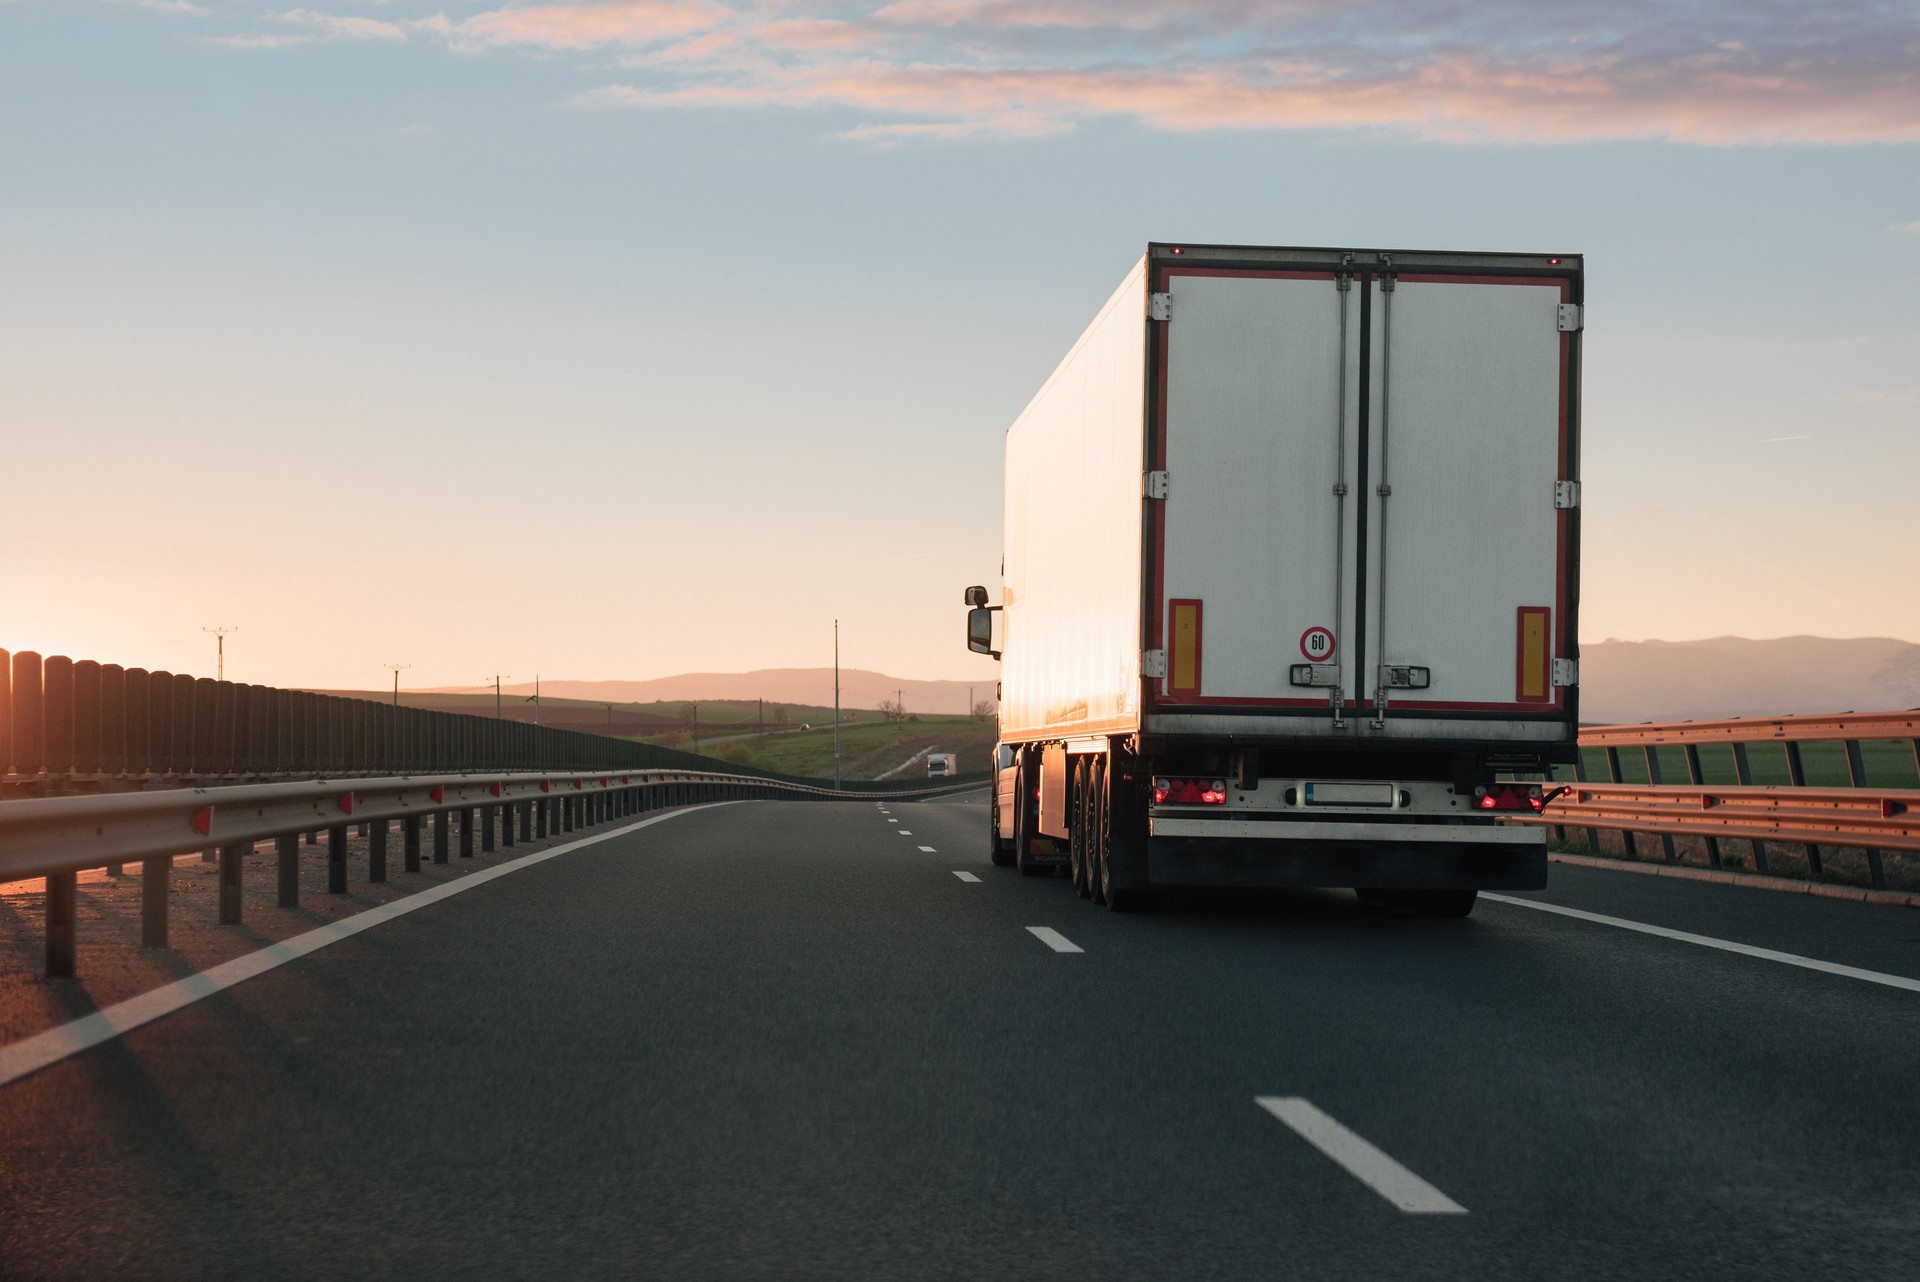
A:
1087 757 1107 906
989 799 1014 866
1101 756 1152 912
1070 758 1093 899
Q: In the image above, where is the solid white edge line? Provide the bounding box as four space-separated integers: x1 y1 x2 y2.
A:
1481 893 1920 994
952 871 981 883
1256 1096 1467 1214
0 803 732 1090
1026 926 1083 954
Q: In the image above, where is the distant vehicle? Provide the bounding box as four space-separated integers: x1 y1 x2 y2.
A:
966 242 1583 916
926 753 957 778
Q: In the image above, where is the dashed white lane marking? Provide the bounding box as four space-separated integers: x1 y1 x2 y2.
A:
1026 926 1083 953
887 818 898 823
918 845 937 852
897 830 912 836
0 804 731 1091
1255 1097 1467 1215
1482 893 1920 994
953 871 981 883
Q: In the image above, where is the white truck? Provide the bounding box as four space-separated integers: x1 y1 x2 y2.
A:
966 242 1581 915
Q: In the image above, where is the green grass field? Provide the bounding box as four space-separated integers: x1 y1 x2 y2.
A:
674 715 998 781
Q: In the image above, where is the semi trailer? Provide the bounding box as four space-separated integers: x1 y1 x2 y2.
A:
964 242 1582 916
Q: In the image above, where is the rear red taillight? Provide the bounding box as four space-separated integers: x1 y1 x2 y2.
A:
1474 783 1545 813
1153 777 1227 806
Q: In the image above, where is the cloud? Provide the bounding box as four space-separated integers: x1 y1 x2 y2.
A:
1892 221 1920 235
223 2 1920 145
108 0 210 15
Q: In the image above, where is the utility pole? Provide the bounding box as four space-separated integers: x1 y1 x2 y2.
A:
385 663 410 707
605 703 613 730
758 697 763 736
203 626 238 681
488 674 510 719
526 674 541 726
834 620 841 791
968 686 974 721
691 704 699 752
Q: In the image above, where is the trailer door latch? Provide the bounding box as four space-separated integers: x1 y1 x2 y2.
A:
1552 658 1578 687
1148 292 1173 321
1556 303 1583 332
1141 649 1167 678
1143 470 1171 500
1554 480 1580 509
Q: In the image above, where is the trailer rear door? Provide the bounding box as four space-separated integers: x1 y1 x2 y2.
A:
1359 272 1573 720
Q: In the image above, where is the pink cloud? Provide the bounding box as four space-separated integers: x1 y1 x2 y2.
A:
450 1 729 51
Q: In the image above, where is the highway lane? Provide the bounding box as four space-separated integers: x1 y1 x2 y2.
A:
1 793 1916 1278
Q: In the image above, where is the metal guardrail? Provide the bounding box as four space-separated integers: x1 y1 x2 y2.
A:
1 764 983 980
1517 711 1920 890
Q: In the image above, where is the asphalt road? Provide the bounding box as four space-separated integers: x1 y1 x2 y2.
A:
2 793 1916 1279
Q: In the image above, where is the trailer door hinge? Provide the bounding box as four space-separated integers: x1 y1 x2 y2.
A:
1143 470 1171 500
1148 292 1173 321
1556 303 1583 332
1552 658 1578 687
1142 649 1167 679
1554 480 1580 509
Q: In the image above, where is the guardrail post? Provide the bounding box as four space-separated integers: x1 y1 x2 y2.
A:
519 801 532 841
219 840 245 924
277 833 299 906
431 810 448 863
535 798 549 839
481 804 496 852
1681 744 1721 868
1782 741 1824 877
404 815 422 873
143 856 169 947
1840 739 1886 888
500 803 514 848
369 819 389 883
1639 746 1678 862
329 824 348 893
46 871 77 977
561 796 573 833
1728 743 1771 873
459 807 474 858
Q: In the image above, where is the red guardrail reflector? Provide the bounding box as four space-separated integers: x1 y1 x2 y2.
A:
622 776 630 784
338 793 354 815
191 806 213 836
601 777 609 787
430 786 445 804
540 781 551 793
1701 795 1715 809
573 780 583 790
1885 799 1901 818
490 783 502 797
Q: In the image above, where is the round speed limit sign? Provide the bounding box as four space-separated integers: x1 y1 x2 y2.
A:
1299 627 1336 661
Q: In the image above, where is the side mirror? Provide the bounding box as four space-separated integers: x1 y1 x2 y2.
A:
966 606 999 658
964 585 990 608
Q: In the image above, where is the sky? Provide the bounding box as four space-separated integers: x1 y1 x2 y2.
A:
1 1 1916 694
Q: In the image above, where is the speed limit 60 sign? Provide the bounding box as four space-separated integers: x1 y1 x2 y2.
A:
1299 627 1336 661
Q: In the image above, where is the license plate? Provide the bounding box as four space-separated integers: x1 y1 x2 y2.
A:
1304 782 1396 807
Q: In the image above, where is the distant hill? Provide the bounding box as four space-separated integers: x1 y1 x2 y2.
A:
315 640 1920 732
422 669 994 718
1580 636 1920 723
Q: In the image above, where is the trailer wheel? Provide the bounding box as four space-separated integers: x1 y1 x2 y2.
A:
1102 756 1151 912
1421 890 1478 918
1070 758 1093 899
989 798 1014 866
1087 757 1108 906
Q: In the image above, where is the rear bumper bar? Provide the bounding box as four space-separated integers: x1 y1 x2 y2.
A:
1146 822 1547 891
